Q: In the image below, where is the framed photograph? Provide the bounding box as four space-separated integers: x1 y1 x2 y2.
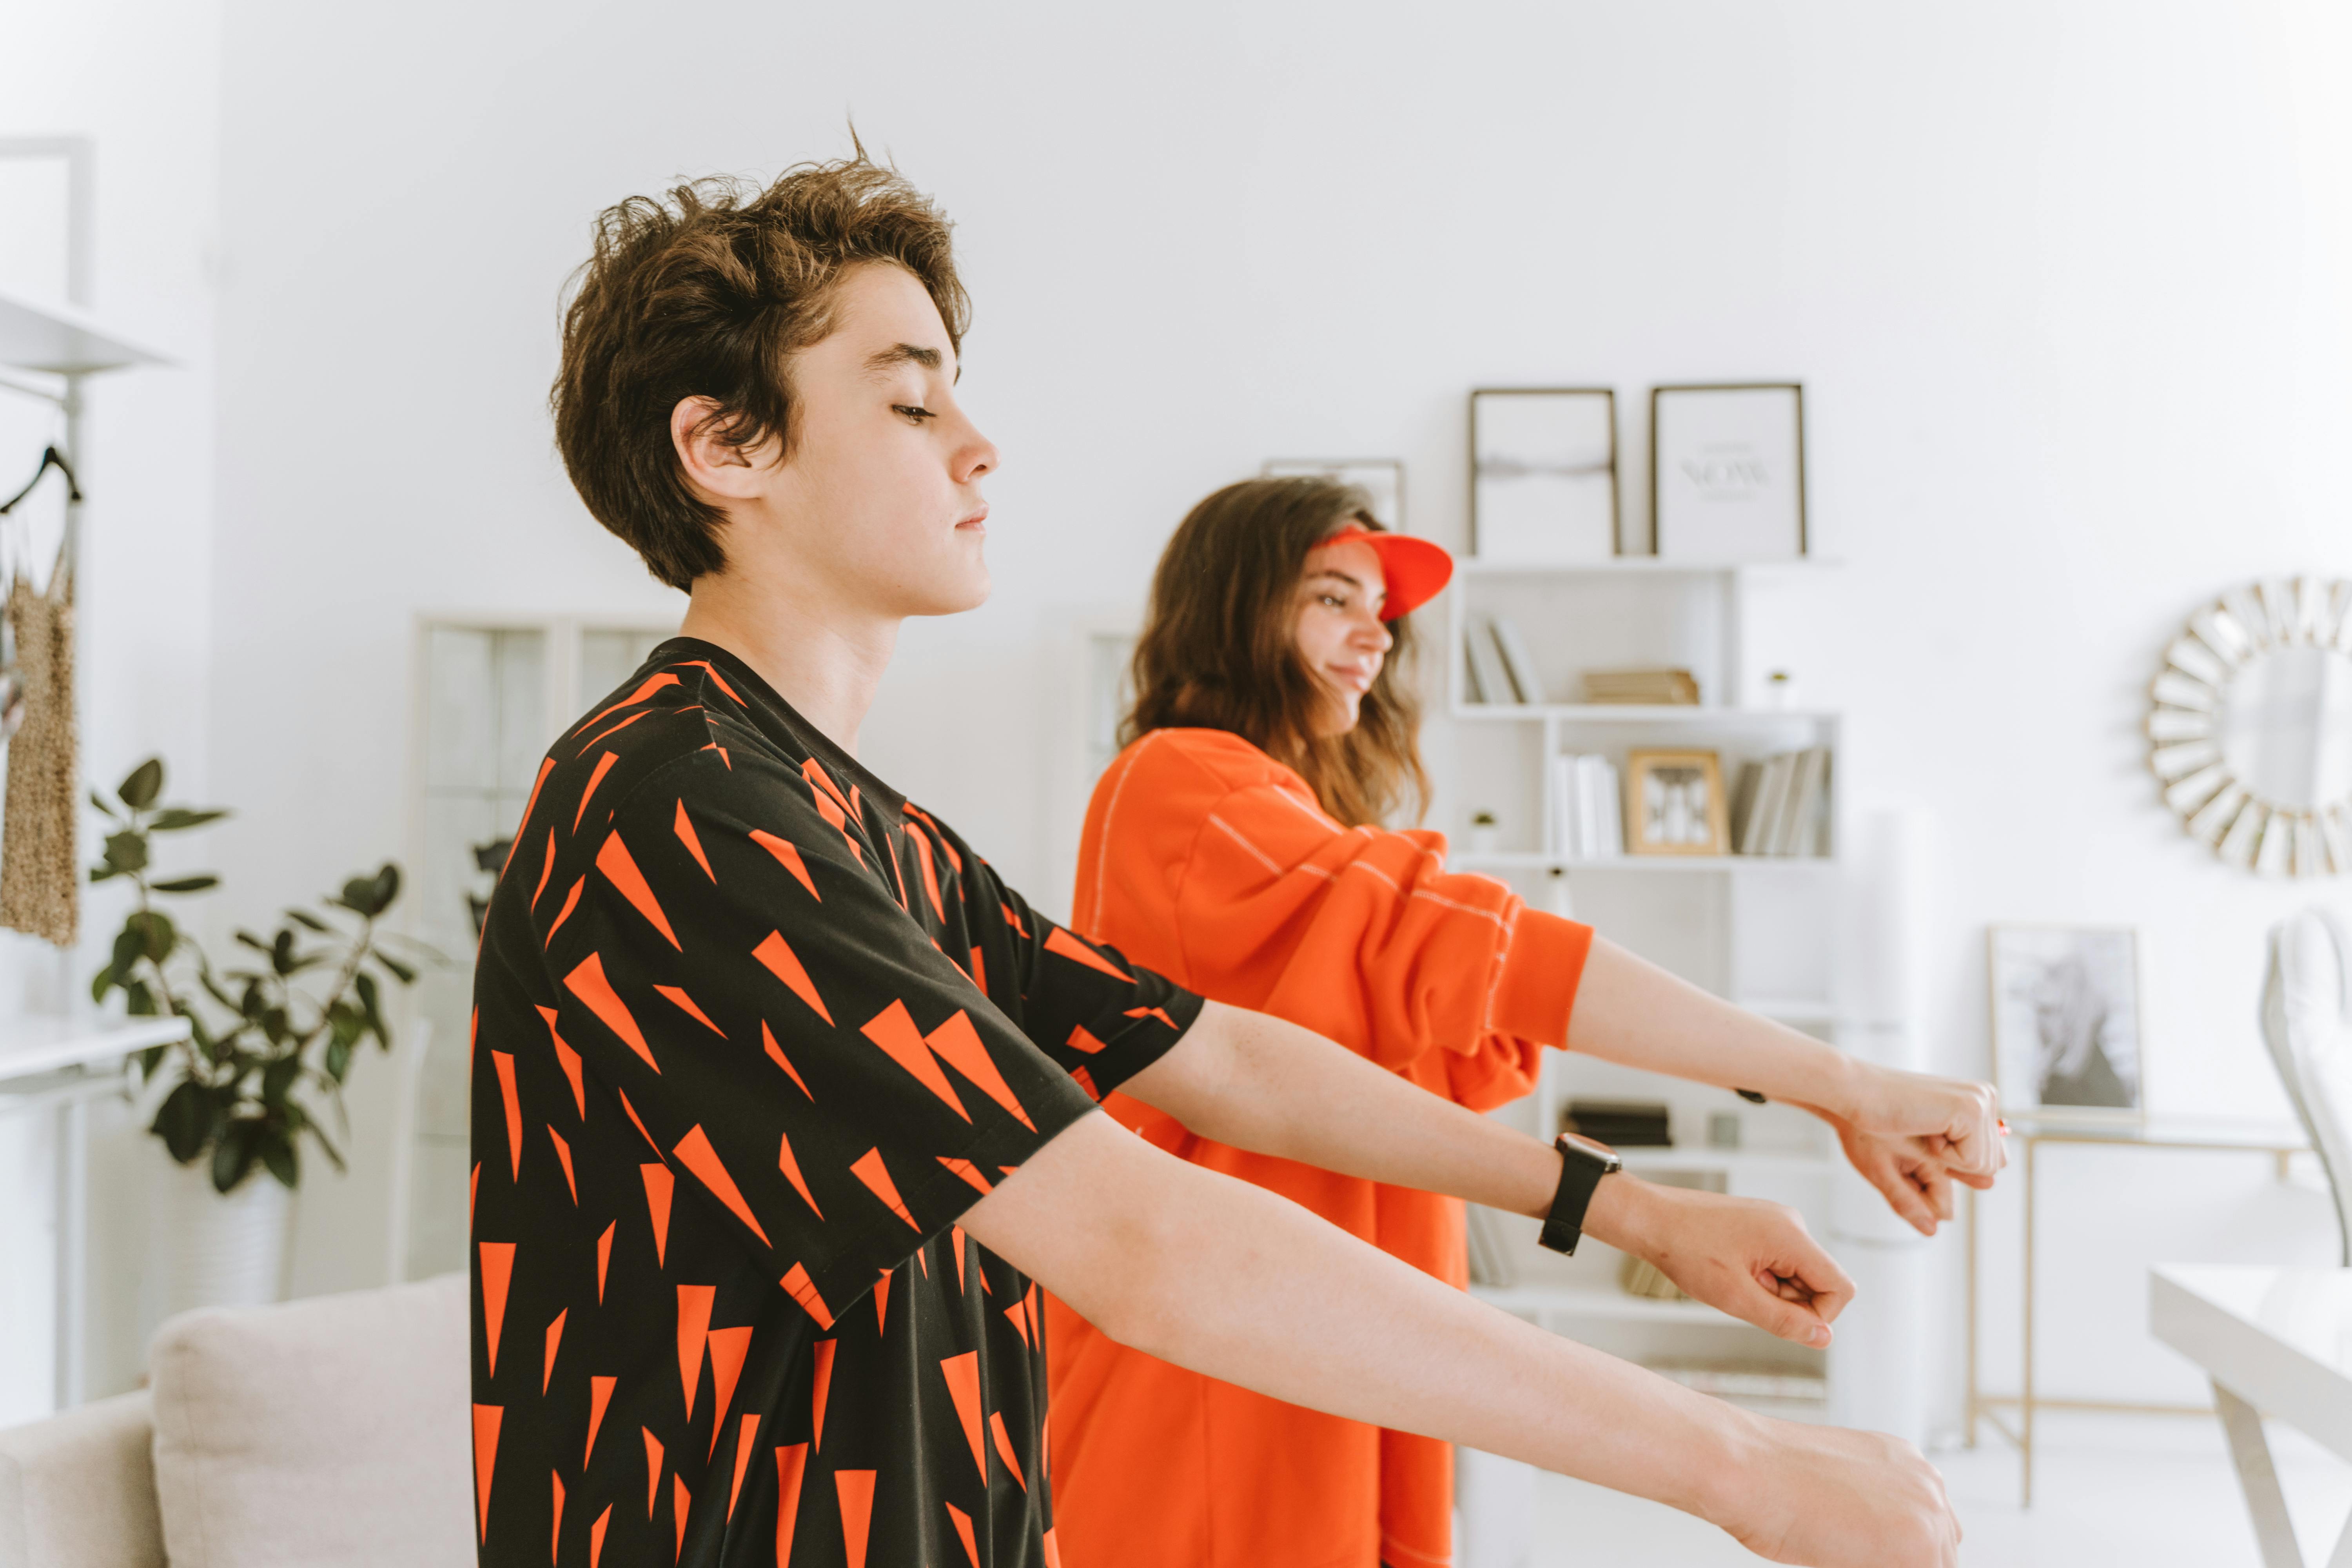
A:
1624 748 1729 856
1469 388 1619 562
1651 384 1806 561
1986 924 2145 1122
1261 458 1406 532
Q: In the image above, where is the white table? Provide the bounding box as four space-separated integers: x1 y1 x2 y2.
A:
0 1012 187 1408
2151 1264 2352 1568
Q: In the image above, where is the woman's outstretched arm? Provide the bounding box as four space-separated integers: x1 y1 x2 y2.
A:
1564 938 2005 1231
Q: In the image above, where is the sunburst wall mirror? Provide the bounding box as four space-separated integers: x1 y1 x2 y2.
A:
2147 577 2352 876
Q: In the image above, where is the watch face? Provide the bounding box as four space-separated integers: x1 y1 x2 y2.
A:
1559 1132 1623 1172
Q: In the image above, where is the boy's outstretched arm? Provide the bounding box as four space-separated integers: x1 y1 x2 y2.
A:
964 1107 1960 1568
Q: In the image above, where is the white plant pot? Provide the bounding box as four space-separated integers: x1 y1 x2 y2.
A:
162 1156 292 1314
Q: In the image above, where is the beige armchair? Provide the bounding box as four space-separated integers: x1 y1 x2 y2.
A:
0 1272 469 1568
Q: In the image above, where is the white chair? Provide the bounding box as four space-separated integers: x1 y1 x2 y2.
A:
2260 908 2352 1264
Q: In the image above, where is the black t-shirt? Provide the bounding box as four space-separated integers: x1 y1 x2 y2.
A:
470 639 1201 1567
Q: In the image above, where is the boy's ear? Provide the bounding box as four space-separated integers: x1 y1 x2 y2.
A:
671 396 774 503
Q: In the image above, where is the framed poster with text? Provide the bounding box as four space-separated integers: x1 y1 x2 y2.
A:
1651 383 1806 561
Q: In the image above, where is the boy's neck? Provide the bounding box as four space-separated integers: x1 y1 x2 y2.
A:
678 567 900 757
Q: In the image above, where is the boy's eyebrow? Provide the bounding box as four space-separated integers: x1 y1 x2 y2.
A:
865 342 944 376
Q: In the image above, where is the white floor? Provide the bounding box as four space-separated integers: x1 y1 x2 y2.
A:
1531 1411 2352 1566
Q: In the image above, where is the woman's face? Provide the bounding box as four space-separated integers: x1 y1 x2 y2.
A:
1292 536 1394 737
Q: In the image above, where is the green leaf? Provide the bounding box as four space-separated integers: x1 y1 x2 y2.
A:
260 1134 298 1190
150 875 219 894
270 929 298 976
111 922 145 981
260 1007 289 1045
153 1081 215 1164
124 979 156 1016
91 789 119 819
324 1035 352 1083
90 962 116 1003
371 951 417 986
117 758 165 811
89 863 121 883
285 909 330 933
211 1122 259 1193
132 909 178 963
234 929 272 955
102 831 149 875
136 1043 169 1081
260 1056 301 1106
372 863 402 913
148 808 228 832
355 972 387 1045
309 1116 346 1173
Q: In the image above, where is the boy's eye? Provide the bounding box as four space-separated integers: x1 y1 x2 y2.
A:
893 404 936 424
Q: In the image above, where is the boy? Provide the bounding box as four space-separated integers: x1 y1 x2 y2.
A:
469 156 1989 1568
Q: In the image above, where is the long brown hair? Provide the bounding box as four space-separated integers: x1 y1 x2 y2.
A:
1122 477 1429 827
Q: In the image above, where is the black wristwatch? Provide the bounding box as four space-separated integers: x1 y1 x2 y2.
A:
1538 1132 1623 1256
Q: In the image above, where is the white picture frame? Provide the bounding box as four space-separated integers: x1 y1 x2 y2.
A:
1469 388 1619 562
1260 458 1406 532
1986 924 2145 1123
1651 383 1806 561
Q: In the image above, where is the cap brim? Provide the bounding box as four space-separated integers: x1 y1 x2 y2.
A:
1359 532 1454 620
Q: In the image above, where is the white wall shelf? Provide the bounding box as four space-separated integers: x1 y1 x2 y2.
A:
1454 852 1837 875
1452 703 1839 724
1455 557 1840 579
1440 543 1848 1385
1471 1282 1742 1325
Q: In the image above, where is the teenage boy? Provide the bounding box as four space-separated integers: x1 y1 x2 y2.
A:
470 157 1994 1568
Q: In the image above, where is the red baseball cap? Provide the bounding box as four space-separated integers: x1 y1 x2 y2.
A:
1318 522 1454 621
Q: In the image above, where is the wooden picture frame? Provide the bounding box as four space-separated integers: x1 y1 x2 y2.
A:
1468 388 1619 561
1624 748 1730 856
1985 924 2145 1123
1650 383 1807 561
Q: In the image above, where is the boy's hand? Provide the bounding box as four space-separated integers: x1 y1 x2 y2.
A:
1584 1179 1855 1348
1717 1413 1961 1567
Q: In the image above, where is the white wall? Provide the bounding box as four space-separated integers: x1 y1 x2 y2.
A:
175 0 2352 1431
0 0 222 1415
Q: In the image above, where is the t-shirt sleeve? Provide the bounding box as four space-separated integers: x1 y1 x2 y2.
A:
533 747 1103 1332
896 808 1204 1109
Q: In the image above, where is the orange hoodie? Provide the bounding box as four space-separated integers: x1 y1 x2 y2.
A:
1045 728 1593 1568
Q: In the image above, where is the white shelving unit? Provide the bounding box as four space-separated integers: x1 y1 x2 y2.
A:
1 140 173 1416
1442 555 1843 1392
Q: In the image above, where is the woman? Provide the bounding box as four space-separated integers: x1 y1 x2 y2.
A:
1044 477 1999 1568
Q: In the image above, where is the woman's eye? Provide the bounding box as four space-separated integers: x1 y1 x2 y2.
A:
892 405 936 424
1320 594 1348 610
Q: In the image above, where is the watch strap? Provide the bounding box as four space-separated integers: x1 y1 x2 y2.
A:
1539 1134 1617 1255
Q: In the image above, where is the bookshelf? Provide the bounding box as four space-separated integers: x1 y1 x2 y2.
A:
1439 555 1842 1395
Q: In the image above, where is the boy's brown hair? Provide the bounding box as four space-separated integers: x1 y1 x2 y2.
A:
552 155 967 590
1122 477 1430 828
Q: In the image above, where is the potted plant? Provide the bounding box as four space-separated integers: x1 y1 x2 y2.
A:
87 756 420 1307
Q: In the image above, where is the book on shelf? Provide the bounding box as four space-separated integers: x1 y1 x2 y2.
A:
1561 1098 1672 1146
1550 753 1624 860
1580 667 1700 705
1486 614 1546 703
1463 617 1518 705
1731 746 1832 857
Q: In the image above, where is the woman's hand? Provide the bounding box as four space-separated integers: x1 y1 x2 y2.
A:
1584 1179 1855 1348
1714 1412 1962 1568
1836 1065 2005 1180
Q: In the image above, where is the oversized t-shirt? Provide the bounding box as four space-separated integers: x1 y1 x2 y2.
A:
469 638 1201 1568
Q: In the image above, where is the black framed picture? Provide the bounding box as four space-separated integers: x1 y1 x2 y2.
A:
1468 388 1619 561
1650 383 1806 561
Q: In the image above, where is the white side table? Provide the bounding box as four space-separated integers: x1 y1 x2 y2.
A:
0 1013 187 1409
2151 1263 2352 1568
